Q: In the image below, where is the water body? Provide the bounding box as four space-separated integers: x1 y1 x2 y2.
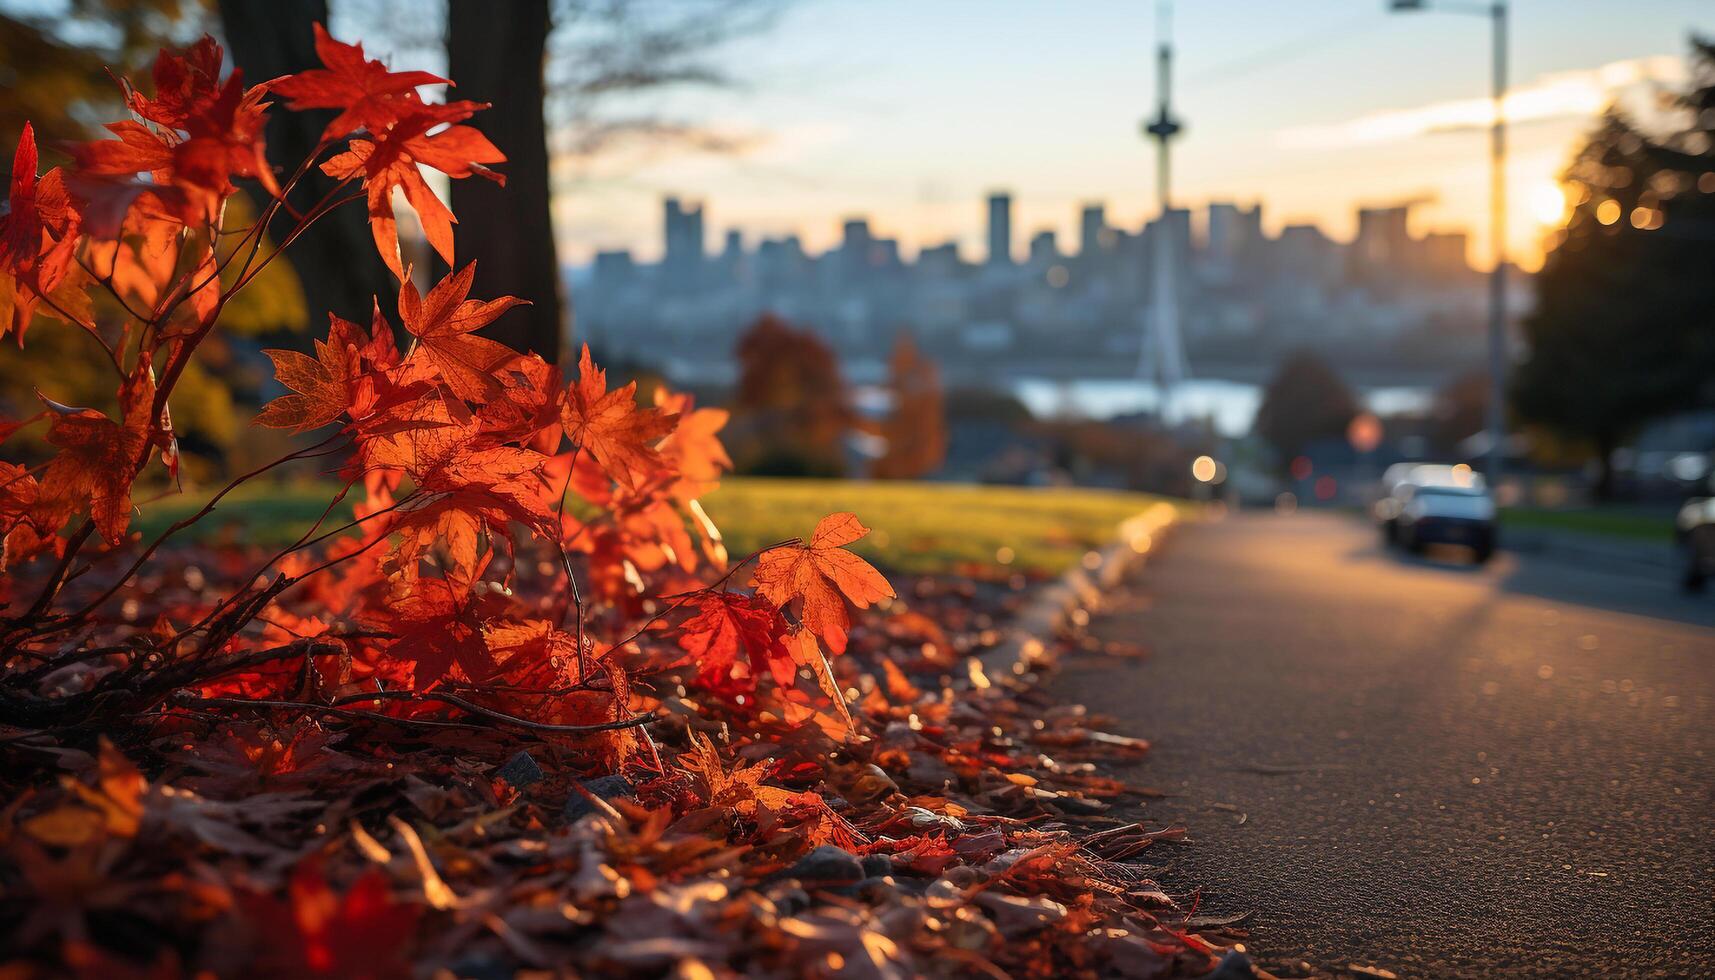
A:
656 355 1434 438
1012 377 1432 437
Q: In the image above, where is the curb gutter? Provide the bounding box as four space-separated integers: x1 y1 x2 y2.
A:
971 502 1180 687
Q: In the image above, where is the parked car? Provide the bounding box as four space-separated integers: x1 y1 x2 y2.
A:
1675 466 1715 593
1377 464 1496 562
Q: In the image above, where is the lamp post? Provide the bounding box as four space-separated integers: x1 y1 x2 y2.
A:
1389 0 1508 494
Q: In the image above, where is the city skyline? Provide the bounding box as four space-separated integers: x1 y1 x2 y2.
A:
574 183 1482 274
579 184 1494 404
547 0 1713 273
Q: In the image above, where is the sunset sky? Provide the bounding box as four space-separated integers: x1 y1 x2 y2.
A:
545 0 1714 271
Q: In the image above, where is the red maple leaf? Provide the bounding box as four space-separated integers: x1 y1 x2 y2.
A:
387 443 552 585
0 124 85 342
245 859 419 979
68 38 276 226
479 354 563 452
320 106 504 278
0 460 52 571
752 512 895 654
37 366 160 546
268 24 451 140
561 344 678 490
677 590 794 689
122 35 227 131
398 263 524 403
254 314 379 432
374 575 497 689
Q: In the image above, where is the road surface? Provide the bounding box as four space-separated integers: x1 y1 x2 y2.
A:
1052 510 1714 978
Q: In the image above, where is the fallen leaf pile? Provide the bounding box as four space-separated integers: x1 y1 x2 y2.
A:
1 568 1244 978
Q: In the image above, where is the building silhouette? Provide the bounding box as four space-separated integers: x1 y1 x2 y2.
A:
580 189 1491 386
987 192 1013 266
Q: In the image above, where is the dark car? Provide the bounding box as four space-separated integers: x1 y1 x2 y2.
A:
1676 472 1715 593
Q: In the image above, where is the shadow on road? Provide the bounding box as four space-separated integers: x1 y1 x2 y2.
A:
1338 520 1715 629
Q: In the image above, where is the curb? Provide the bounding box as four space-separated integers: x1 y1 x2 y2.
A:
1502 527 1676 572
972 502 1180 686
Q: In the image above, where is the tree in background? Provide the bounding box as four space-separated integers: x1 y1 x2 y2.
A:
1512 36 1715 499
445 0 560 361
0 0 210 144
727 314 852 477
440 0 781 362
218 1 395 327
1252 350 1358 466
873 334 946 480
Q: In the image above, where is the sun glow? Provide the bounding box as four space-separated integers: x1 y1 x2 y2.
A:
1529 181 1570 227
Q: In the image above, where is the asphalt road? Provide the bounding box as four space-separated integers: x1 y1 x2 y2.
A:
1053 510 1715 979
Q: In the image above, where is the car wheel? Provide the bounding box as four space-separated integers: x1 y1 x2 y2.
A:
1473 543 1494 565
1684 542 1708 594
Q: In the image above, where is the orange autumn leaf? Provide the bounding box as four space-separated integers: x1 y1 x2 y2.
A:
561 344 678 490
0 123 83 342
655 389 731 501
752 512 895 654
266 24 450 140
320 107 504 279
38 366 159 546
786 626 854 736
399 263 525 403
254 315 378 432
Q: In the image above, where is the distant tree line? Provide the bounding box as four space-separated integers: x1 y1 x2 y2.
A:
1511 35 1715 499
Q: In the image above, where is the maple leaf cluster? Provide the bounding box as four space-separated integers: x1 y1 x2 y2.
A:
0 24 898 749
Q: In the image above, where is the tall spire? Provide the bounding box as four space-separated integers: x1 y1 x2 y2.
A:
1141 1 1189 415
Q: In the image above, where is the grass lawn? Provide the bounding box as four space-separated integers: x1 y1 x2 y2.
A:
702 478 1177 576
135 477 1179 576
1499 506 1675 544
132 481 362 548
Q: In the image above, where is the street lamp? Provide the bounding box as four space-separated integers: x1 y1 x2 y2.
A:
1388 0 1509 495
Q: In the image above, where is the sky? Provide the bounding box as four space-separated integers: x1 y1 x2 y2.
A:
548 0 1715 271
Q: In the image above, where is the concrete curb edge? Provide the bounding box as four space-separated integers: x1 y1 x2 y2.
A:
971 502 1180 687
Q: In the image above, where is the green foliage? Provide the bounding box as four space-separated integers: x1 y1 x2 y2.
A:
1500 506 1673 544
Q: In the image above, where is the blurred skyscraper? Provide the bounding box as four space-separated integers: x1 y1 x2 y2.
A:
987 192 1013 266
663 197 705 293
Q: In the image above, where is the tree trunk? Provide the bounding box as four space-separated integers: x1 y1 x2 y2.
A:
446 0 565 363
1593 433 1618 502
217 0 396 329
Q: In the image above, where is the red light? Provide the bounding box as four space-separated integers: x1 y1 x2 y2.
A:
1290 456 1313 480
1314 475 1337 500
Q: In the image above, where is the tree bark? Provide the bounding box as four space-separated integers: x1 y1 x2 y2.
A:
217 0 397 330
446 0 565 363
1593 433 1618 502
